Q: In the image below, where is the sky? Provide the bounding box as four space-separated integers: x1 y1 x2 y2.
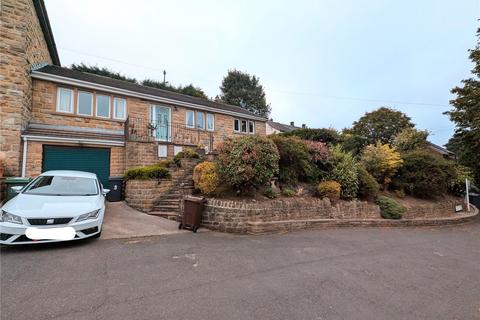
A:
45 0 479 146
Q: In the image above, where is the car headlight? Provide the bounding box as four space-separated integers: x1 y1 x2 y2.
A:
0 210 23 224
76 209 100 222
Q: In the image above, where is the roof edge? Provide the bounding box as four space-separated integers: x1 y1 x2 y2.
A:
33 0 60 66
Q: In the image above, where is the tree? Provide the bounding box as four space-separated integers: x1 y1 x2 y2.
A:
218 69 271 117
71 63 138 83
392 128 429 152
349 107 414 146
142 79 208 100
445 28 480 183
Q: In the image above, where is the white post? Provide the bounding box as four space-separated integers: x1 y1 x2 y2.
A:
466 178 470 212
21 136 28 178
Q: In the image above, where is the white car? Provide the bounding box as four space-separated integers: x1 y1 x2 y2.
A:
0 171 108 245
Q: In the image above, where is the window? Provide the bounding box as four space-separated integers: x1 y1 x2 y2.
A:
113 98 127 120
96 95 111 118
241 120 247 133
77 91 93 116
234 119 240 132
206 113 214 131
24 175 98 196
248 121 255 134
186 110 195 128
56 88 73 113
196 111 205 129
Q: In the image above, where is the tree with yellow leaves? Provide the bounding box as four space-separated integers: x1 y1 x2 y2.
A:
360 142 403 190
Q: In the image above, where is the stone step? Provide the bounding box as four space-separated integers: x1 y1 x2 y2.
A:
153 204 179 211
148 211 179 221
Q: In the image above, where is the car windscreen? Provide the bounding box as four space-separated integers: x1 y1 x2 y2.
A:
23 176 99 196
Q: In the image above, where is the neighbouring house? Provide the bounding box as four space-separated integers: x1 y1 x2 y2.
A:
266 120 304 134
1 0 267 187
427 142 456 160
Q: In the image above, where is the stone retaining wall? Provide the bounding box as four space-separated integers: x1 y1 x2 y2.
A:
125 179 173 212
193 197 476 234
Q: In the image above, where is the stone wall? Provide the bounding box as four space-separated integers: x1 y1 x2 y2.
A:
0 0 54 176
125 179 173 212
188 197 474 234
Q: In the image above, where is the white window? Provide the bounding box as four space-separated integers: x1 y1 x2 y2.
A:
206 113 214 131
186 110 195 128
234 119 240 132
113 97 127 120
56 88 73 113
174 146 183 156
248 121 255 134
96 95 111 118
241 120 247 133
77 91 93 116
196 111 205 129
158 145 168 158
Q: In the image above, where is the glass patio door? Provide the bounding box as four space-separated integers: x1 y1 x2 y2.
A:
151 105 171 141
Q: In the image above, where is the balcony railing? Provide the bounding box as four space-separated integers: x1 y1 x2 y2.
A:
126 117 214 151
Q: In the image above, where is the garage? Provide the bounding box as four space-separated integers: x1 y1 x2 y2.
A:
42 145 110 187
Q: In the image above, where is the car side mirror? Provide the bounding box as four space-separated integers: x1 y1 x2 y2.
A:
11 186 23 193
102 189 110 196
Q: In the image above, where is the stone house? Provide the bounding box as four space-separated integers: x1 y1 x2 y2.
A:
1 0 267 187
266 120 304 135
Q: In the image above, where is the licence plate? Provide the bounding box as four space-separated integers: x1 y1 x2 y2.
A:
25 227 75 241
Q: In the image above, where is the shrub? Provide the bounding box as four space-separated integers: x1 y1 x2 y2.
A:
376 196 405 219
281 128 342 145
281 188 296 197
174 149 200 166
449 165 475 196
393 150 456 198
360 142 403 189
326 145 359 200
304 140 329 162
125 165 170 180
193 161 219 195
392 128 429 152
263 187 278 199
317 181 341 201
270 135 316 185
357 166 380 200
216 135 279 193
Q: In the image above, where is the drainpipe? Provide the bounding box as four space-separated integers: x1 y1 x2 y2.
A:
21 136 28 177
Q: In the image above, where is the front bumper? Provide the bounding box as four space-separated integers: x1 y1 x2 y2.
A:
0 218 103 245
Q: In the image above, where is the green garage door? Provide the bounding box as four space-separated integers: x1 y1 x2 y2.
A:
42 146 110 187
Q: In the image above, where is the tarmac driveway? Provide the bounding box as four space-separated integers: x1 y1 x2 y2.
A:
101 201 187 239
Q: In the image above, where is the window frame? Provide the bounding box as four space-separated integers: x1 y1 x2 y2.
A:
186 110 195 128
113 97 127 120
241 120 247 133
56 87 74 114
206 113 215 131
95 94 111 119
234 119 240 132
196 111 205 130
248 121 255 134
77 90 93 116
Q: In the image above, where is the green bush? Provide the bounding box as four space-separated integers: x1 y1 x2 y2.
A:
317 181 341 201
326 145 359 200
216 135 279 193
392 128 429 152
376 196 405 219
357 166 380 200
125 165 170 180
263 187 278 199
192 161 219 195
174 149 200 166
281 128 342 145
393 150 456 198
449 165 475 196
270 136 316 185
281 188 296 197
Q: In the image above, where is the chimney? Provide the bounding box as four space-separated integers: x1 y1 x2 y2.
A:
290 121 295 127
302 124 306 129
